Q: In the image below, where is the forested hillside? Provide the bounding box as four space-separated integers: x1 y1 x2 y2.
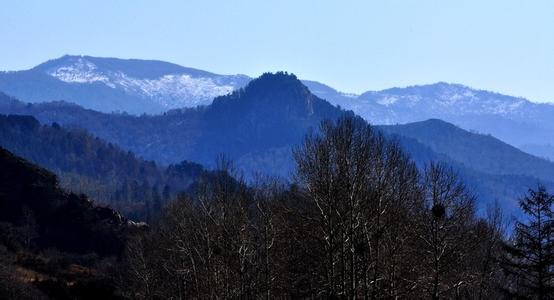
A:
380 119 554 180
0 114 204 220
0 146 136 298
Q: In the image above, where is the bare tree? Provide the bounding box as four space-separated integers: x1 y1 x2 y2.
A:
294 116 423 298
294 116 375 297
123 117 512 299
415 162 477 299
473 201 507 299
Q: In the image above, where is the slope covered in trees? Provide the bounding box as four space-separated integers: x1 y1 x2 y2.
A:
0 146 136 298
0 146 132 255
0 114 204 220
380 119 554 181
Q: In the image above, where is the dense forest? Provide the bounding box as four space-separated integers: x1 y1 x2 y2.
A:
0 114 207 220
1 115 553 299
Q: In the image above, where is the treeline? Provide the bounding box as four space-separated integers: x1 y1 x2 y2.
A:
121 116 554 299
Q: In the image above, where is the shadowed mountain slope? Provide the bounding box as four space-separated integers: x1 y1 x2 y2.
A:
0 146 132 256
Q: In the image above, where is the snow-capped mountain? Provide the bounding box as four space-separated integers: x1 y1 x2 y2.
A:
357 82 544 120
302 81 554 160
0 55 250 113
306 81 553 123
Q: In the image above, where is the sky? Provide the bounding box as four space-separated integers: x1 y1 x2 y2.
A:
1 0 553 102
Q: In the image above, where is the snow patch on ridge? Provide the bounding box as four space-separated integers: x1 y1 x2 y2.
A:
117 74 235 107
48 58 115 87
47 57 241 108
377 96 399 106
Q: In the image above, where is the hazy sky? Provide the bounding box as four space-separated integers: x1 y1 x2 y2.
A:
1 0 553 102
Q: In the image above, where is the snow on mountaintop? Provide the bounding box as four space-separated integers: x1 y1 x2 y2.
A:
40 55 250 109
48 57 114 86
301 80 554 160
357 82 531 117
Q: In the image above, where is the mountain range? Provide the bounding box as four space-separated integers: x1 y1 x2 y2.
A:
1 55 553 160
1 72 553 216
305 81 554 160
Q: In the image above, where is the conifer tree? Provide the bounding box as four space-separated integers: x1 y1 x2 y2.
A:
502 185 554 299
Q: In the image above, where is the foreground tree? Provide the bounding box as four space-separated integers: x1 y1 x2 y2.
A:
293 116 374 297
472 201 508 299
294 116 422 297
502 185 554 299
414 163 477 299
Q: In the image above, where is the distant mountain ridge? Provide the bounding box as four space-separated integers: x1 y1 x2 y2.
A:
0 55 250 113
379 118 554 180
302 81 554 160
378 119 554 212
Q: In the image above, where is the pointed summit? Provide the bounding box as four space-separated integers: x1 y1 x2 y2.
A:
210 72 335 118
242 72 309 97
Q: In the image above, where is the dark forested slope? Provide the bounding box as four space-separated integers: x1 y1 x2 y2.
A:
0 114 204 220
0 146 132 255
0 146 145 298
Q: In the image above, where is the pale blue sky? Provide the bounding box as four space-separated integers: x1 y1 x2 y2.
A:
1 0 553 102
